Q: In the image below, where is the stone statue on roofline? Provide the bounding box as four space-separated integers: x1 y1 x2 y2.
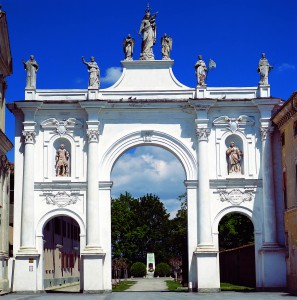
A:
257 53 273 85
161 33 172 60
123 34 135 61
194 55 208 87
22 55 39 89
139 3 158 60
82 56 100 89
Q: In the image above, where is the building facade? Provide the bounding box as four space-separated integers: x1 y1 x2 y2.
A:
272 91 297 293
0 6 13 293
7 56 287 292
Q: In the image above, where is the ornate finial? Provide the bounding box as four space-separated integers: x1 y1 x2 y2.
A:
145 3 150 13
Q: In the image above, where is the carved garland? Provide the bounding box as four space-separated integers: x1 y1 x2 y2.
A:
218 188 255 205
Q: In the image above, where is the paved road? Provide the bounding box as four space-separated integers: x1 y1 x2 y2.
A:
2 277 295 299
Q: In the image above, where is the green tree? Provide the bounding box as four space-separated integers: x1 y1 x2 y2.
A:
111 192 172 264
219 213 254 250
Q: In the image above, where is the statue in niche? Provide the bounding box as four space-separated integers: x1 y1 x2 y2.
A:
161 33 172 60
257 53 273 85
82 56 100 88
139 4 158 60
226 141 242 174
123 34 135 60
55 144 70 177
22 55 39 89
194 55 207 87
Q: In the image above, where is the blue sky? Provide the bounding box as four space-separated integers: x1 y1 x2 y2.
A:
3 0 297 216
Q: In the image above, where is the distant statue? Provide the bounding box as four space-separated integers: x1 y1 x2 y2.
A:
55 144 70 177
123 34 135 60
161 33 172 60
194 55 207 87
226 141 242 174
257 53 273 85
139 4 158 60
22 55 39 89
82 56 100 89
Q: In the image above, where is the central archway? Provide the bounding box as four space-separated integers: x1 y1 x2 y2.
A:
99 130 197 289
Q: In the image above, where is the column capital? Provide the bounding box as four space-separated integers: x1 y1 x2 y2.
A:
87 129 100 143
22 130 36 144
196 127 210 141
260 126 274 141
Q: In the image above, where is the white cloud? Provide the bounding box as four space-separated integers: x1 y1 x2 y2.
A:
277 63 296 72
111 146 186 214
101 67 122 84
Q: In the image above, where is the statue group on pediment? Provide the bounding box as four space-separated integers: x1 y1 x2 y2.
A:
21 5 273 90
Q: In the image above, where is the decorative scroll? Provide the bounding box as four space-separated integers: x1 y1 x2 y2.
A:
86 129 100 142
45 191 79 207
22 130 36 144
218 188 254 205
141 130 153 142
196 128 210 141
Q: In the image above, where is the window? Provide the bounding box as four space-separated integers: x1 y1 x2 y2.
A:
294 121 297 136
283 171 287 209
281 132 285 146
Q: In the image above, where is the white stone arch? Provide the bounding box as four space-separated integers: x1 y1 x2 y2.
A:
99 130 197 181
221 130 249 178
212 205 260 235
36 208 86 238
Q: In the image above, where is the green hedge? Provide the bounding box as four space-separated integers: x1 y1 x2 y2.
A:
155 263 170 277
130 262 146 277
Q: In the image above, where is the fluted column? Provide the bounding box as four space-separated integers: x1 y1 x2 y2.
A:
196 127 212 246
85 124 102 250
20 129 36 250
260 125 277 245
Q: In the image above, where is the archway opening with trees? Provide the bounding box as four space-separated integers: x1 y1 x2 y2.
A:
110 146 188 286
218 212 255 288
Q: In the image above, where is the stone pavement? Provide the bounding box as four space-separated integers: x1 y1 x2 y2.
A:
126 277 169 291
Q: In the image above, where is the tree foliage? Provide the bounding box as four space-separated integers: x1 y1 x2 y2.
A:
219 213 254 250
111 192 173 264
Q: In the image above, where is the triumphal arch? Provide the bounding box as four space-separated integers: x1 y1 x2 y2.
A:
8 7 286 293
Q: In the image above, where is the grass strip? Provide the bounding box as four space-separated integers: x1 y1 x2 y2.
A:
112 280 137 292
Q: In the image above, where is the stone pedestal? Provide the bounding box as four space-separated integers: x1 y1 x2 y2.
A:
195 249 220 292
87 88 99 100
25 88 36 100
258 84 270 98
81 253 106 293
195 87 207 98
13 254 40 292
258 246 286 289
0 256 9 292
